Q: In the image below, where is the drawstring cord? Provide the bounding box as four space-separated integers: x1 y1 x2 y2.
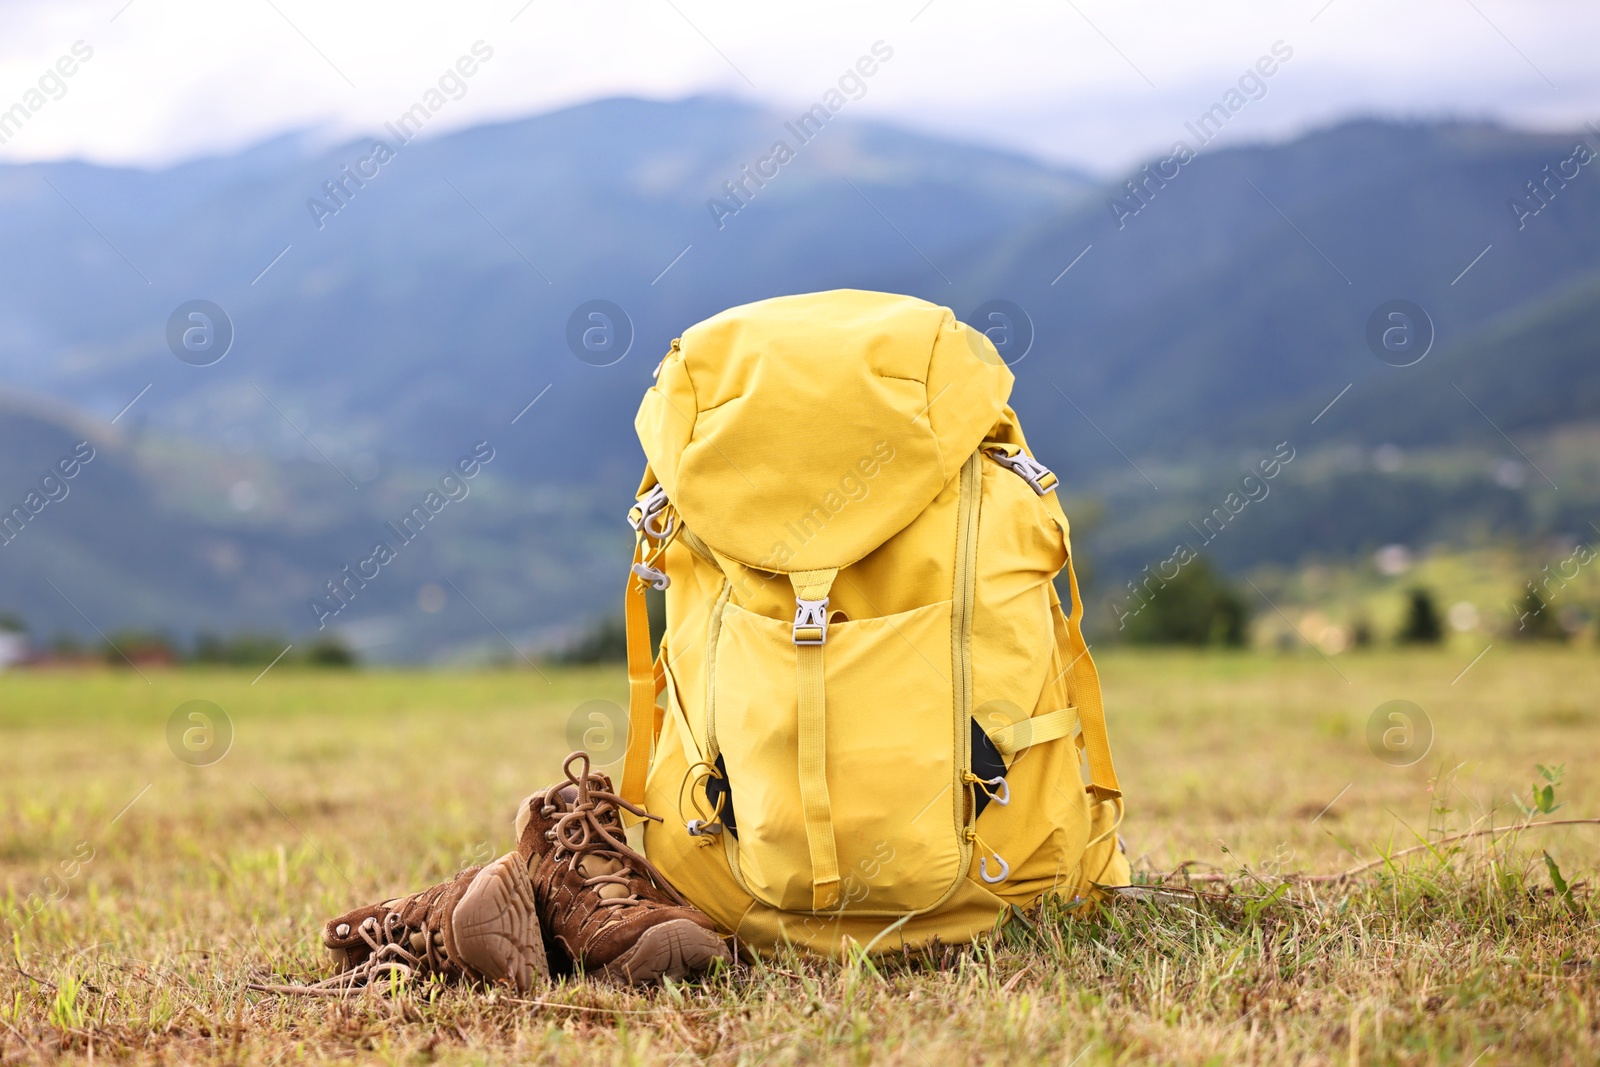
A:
1083 794 1126 852
678 760 727 847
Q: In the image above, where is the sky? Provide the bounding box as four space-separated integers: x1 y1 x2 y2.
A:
0 0 1596 175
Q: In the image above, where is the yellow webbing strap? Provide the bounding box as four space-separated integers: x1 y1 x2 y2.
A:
619 542 657 814
988 705 1079 760
1050 574 1121 801
1036 489 1121 802
790 567 840 912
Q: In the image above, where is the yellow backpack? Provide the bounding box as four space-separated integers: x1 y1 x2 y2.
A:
618 289 1127 955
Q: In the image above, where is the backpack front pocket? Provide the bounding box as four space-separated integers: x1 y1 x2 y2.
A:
710 598 965 915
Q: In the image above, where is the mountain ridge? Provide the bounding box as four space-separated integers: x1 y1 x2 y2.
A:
2 101 1598 655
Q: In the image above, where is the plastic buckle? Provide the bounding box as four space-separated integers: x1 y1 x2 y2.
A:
986 448 1058 495
686 819 723 837
630 562 670 591
792 597 829 645
627 485 675 539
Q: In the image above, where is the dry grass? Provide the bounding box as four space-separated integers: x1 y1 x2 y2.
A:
1 648 1597 1064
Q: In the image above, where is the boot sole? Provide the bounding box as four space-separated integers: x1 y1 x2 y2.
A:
599 918 730 985
451 852 548 992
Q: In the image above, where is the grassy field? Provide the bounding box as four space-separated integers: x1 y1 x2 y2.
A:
1 648 1596 1065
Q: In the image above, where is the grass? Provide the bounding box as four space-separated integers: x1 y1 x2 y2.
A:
1 648 1596 1064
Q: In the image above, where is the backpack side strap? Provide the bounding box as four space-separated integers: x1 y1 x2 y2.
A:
1047 573 1121 802
620 540 660 817
1038 484 1122 803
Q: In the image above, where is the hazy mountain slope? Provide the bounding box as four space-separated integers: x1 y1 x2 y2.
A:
0 391 627 660
973 120 1600 479
4 105 1600 654
1071 273 1600 603
0 96 1095 485
1320 272 1600 446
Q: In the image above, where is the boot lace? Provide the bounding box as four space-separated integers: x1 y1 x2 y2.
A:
543 751 693 910
249 888 451 996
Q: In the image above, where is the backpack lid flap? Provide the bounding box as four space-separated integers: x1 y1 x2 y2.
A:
636 290 1013 571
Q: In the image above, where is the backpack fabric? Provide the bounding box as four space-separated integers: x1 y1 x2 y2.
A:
617 289 1127 955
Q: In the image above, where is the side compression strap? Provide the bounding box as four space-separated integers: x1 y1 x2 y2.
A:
1049 575 1120 801
1037 488 1122 802
988 705 1079 761
619 542 657 815
790 567 840 912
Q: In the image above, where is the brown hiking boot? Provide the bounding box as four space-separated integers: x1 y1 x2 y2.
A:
317 851 547 993
515 752 730 985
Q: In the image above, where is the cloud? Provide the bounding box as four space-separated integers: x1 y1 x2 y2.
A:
0 0 1594 170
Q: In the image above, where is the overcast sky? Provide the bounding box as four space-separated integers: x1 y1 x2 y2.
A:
1 0 1596 174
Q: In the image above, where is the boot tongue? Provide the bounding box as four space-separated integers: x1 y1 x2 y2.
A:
577 853 633 900
577 854 625 877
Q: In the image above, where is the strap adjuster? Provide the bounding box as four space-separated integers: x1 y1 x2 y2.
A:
630 562 670 591
985 448 1058 495
627 484 675 539
792 597 829 645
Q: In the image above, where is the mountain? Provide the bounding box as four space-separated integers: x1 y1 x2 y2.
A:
0 95 1095 488
1069 270 1600 619
2 100 1598 655
1324 271 1600 447
969 119 1600 480
0 388 628 661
